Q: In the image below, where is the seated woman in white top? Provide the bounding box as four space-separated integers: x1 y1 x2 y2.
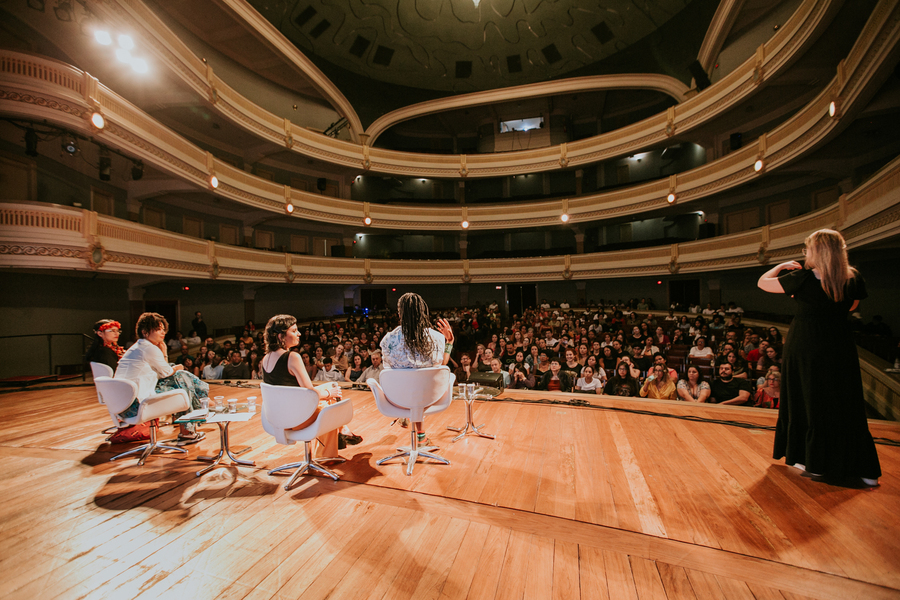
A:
115 312 208 444
688 336 715 360
575 365 603 394
379 293 455 444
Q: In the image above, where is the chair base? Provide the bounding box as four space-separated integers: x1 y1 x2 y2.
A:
109 423 186 466
268 440 345 490
377 430 450 476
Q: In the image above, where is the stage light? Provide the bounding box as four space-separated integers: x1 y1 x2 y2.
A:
95 30 112 45
115 48 131 64
131 160 143 181
754 159 764 172
90 112 105 130
667 193 676 204
285 202 294 214
131 58 148 74
98 149 111 181
560 213 569 222
363 216 372 226
117 34 134 50
62 136 78 155
461 220 469 229
25 128 38 157
209 175 219 189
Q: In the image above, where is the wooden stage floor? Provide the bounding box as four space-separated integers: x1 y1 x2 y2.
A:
1 382 898 600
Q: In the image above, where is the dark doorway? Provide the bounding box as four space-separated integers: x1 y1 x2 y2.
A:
360 288 388 313
507 284 537 318
668 279 700 310
145 300 179 340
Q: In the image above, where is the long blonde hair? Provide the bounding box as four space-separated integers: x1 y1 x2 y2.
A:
804 229 855 302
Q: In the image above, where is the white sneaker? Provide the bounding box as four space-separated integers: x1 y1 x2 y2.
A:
861 478 880 487
793 463 806 471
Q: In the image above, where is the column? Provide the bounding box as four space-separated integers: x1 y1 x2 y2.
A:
575 169 584 196
458 234 468 260
574 228 585 254
243 225 254 247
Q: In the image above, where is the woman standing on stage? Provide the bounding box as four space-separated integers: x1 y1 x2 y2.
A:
758 229 880 486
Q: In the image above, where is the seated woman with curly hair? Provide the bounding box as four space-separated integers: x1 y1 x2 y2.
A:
115 312 209 445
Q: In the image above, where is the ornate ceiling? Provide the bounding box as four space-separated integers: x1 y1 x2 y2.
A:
247 0 704 94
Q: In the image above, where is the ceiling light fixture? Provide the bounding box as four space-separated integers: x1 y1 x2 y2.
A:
667 193 676 204
90 112 105 130
62 136 78 155
363 216 372 226
209 175 218 189
461 220 469 229
560 213 569 223
131 58 148 74
94 30 112 45
117 34 134 50
285 202 294 214
115 48 131 64
754 159 764 172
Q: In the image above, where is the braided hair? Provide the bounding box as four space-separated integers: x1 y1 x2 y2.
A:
398 293 436 360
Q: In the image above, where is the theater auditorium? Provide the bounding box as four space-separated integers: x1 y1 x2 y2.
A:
1 0 899 598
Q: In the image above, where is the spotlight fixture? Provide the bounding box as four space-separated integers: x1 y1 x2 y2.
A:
94 30 112 45
117 34 135 50
285 202 294 214
131 58 148 74
90 112 105 130
828 100 840 118
115 48 131 64
461 220 469 229
131 160 143 181
667 193 676 204
363 216 372 226
98 148 111 181
754 159 764 172
560 213 569 223
25 128 38 157
62 136 78 155
209 175 219 189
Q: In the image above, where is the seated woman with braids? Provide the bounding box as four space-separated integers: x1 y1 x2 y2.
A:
114 312 208 445
379 293 455 446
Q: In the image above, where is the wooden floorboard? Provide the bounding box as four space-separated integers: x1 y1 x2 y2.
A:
0 383 898 600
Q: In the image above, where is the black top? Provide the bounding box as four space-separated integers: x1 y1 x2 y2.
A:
262 352 298 387
709 378 752 404
86 344 119 371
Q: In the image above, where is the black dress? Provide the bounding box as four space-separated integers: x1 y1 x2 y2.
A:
262 352 299 387
774 268 880 479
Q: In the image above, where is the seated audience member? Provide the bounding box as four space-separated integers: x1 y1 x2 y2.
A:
167 331 184 352
561 348 583 379
652 326 670 351
204 337 219 355
756 346 781 373
115 312 208 444
357 347 372 368
489 358 512 387
202 355 223 380
314 357 343 383
85 319 124 371
537 359 575 392
601 346 617 373
477 348 495 372
575 365 603 394
765 326 783 346
178 355 200 377
754 371 781 409
756 365 780 389
299 352 319 380
676 366 711 402
670 329 686 347
640 337 659 358
221 350 251 379
618 355 643 380
260 315 342 459
508 364 535 389
664 310 678 322
454 353 474 384
345 354 365 383
689 336 715 360
604 362 640 397
501 343 518 367
629 345 651 375
702 303 716 316
709 363 752 405
533 350 552 379
332 344 348 372
359 350 384 383
640 363 677 400
724 350 749 379
185 330 201 346
651 353 678 381
745 340 768 366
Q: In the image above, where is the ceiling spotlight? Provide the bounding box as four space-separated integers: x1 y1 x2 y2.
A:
98 148 111 181
363 216 372 226
754 159 764 172
560 213 569 222
209 175 219 189
828 101 838 118
667 193 676 204
131 160 143 181
90 112 105 130
94 30 112 45
115 48 131 64
62 136 78 155
461 220 469 229
131 58 148 74
25 128 38 157
285 202 294 214
117 34 135 50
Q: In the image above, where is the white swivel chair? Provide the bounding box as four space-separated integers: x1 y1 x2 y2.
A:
94 377 191 466
90 362 120 434
260 383 354 490
367 366 455 476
